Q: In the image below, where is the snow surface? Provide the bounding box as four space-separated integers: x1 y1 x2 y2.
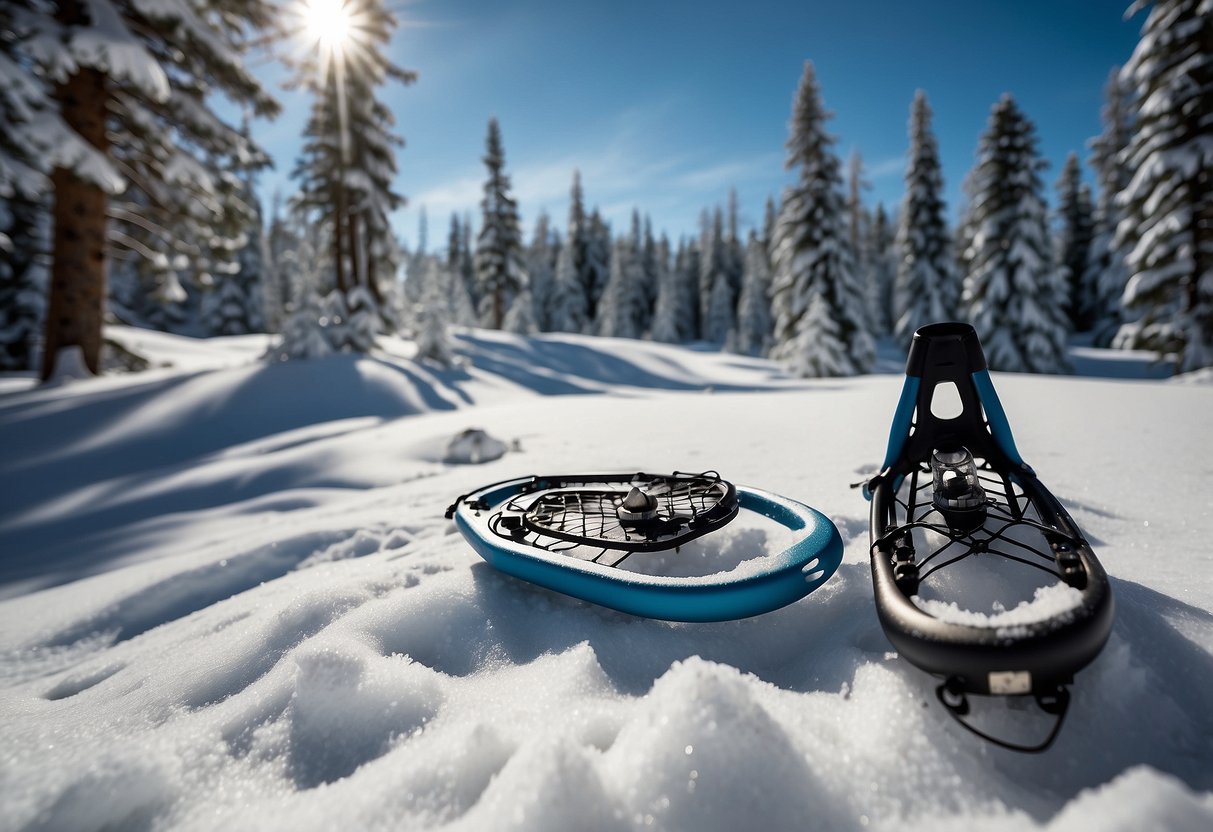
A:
1 328 1211 831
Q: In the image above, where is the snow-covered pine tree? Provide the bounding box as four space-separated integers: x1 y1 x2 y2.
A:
651 237 701 343
868 203 897 335
724 189 745 307
266 197 307 328
1113 0 1213 371
961 94 1069 373
762 195 777 251
203 161 267 336
7 0 280 378
0 193 47 371
474 118 527 329
328 284 379 354
597 236 646 339
449 212 478 316
699 207 734 343
548 240 589 333
895 90 956 342
1085 67 1134 348
0 9 51 369
503 289 537 335
560 170 592 326
732 231 774 356
526 210 556 331
846 149 875 329
414 258 455 366
584 209 612 320
268 228 334 362
445 214 477 326
1054 152 1095 331
291 0 415 344
769 61 874 376
638 215 660 333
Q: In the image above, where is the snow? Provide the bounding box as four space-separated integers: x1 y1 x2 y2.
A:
913 584 1085 632
1 327 1211 831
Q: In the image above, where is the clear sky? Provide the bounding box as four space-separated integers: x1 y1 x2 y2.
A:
252 0 1146 252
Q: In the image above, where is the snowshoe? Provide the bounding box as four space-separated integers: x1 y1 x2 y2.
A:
448 471 842 622
864 322 1114 751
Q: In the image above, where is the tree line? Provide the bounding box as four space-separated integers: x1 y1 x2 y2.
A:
1 0 1209 378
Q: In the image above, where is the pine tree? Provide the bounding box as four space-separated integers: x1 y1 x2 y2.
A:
733 232 774 356
769 61 874 376
503 289 537 334
445 215 477 326
474 118 527 329
724 189 745 309
7 0 281 378
869 203 897 335
526 211 556 331
846 150 875 328
268 228 334 362
762 195 777 251
895 90 956 342
699 207 732 341
549 241 589 333
414 259 455 366
584 209 612 320
564 170 591 321
961 95 1069 373
261 195 291 333
0 10 51 369
597 236 645 339
202 163 266 335
638 215 660 333
1085 68 1134 348
291 0 415 342
1054 152 1095 331
0 193 47 370
1114 0 1213 371
651 237 697 344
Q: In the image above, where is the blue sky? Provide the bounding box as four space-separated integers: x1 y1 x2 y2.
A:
252 0 1145 252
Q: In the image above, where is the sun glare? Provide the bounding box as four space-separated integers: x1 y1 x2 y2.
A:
305 0 351 52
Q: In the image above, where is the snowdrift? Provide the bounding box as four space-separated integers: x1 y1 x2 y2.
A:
0 329 1210 831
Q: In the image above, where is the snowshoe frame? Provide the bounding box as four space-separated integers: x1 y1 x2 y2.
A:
865 323 1114 748
449 471 843 622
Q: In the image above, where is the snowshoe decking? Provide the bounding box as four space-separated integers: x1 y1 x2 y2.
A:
448 471 843 622
865 323 1114 751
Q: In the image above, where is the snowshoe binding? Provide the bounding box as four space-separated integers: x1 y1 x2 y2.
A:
864 323 1114 752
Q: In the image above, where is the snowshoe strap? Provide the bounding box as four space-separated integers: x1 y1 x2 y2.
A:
934 678 1071 754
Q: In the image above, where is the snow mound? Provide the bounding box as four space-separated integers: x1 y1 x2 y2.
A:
1 327 1210 830
445 428 508 465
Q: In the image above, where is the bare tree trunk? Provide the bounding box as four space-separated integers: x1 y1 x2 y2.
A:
333 178 348 294
349 208 364 293
42 2 109 381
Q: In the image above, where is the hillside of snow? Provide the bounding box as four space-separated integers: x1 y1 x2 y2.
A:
1 328 1211 831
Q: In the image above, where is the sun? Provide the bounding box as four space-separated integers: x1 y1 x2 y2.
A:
304 0 352 53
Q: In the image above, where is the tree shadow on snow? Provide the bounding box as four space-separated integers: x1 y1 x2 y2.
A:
0 357 426 593
456 333 814 395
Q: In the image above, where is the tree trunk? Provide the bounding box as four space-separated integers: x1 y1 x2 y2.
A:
349 208 364 294
333 178 348 294
42 38 109 380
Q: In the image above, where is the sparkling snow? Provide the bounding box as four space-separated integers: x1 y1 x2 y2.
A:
1 329 1210 831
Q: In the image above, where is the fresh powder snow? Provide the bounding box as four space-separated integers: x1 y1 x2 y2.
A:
0 328 1211 831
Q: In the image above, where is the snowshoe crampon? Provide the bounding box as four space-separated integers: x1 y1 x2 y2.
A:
448 471 842 622
865 323 1114 752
